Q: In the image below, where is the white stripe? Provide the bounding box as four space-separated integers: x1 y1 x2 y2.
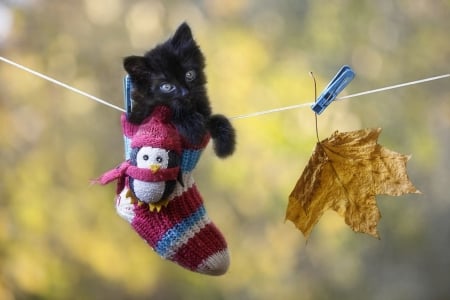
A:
168 172 196 200
196 249 230 275
161 212 211 259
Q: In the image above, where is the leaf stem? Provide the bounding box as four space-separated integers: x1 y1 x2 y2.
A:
309 72 320 143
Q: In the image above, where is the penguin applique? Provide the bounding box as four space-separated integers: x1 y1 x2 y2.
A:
128 146 181 205
96 106 183 211
96 105 231 275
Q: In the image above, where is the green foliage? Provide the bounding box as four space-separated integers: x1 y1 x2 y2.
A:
1 0 449 299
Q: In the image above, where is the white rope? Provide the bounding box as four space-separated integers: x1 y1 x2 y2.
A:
230 74 450 119
231 102 314 120
1 56 448 119
0 56 126 112
336 74 450 100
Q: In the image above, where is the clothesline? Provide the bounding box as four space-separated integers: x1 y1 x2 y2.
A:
0 56 126 113
1 56 449 120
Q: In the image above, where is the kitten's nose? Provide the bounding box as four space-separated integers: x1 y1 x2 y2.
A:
180 87 189 97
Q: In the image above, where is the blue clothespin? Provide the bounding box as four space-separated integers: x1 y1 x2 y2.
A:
311 65 355 114
123 75 133 160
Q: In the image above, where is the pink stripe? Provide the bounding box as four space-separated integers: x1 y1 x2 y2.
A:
170 222 228 271
121 113 140 138
131 184 204 248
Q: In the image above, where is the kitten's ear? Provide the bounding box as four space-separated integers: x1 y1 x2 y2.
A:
123 55 148 76
171 22 194 47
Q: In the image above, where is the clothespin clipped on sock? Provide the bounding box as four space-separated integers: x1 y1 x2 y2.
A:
311 65 355 114
123 75 133 160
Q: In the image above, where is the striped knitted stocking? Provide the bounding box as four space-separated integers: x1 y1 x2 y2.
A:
113 108 230 275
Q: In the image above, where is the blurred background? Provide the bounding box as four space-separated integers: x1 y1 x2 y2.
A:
0 0 449 299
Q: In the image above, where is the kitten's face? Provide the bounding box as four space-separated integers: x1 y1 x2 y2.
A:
124 23 210 124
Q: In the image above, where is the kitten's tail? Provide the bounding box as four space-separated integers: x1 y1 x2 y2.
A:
208 114 236 158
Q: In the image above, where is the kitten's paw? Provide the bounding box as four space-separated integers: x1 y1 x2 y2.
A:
208 114 236 158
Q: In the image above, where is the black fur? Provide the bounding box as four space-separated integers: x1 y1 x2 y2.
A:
123 22 236 158
208 115 236 158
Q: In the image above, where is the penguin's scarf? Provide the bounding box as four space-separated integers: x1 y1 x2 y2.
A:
95 161 180 193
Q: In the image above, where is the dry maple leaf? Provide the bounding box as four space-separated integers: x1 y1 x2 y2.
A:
286 128 420 239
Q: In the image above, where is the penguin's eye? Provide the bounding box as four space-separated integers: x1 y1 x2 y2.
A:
156 156 163 163
142 155 149 161
160 82 176 93
185 70 196 82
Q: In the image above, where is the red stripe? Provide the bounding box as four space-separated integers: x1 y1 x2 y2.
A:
170 222 228 271
131 184 204 248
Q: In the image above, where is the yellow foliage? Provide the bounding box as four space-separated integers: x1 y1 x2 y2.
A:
0 1 448 299
287 128 420 238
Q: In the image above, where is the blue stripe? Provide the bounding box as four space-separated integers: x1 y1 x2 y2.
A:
155 205 206 258
181 149 203 172
122 76 133 160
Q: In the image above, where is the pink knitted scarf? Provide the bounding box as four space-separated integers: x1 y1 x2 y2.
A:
95 161 180 193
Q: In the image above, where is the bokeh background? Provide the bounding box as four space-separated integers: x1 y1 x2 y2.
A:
1 0 449 299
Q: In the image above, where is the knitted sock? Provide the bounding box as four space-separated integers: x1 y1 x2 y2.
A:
106 106 230 275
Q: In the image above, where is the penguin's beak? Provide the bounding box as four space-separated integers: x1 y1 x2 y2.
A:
149 164 161 173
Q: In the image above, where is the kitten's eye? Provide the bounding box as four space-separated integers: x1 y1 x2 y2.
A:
185 70 196 82
160 82 176 93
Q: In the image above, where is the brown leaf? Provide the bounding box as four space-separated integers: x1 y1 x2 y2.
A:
286 128 420 239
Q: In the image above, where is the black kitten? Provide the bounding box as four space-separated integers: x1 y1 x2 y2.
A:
123 22 235 158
